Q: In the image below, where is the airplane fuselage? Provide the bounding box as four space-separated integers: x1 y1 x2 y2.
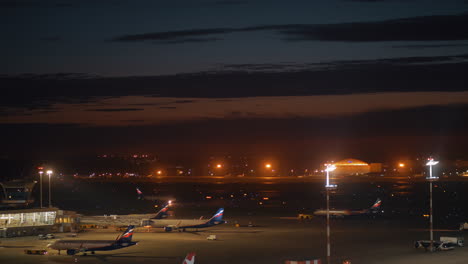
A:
48 225 137 255
49 240 136 253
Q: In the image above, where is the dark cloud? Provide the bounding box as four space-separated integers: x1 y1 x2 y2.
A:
0 0 75 8
392 43 468 49
112 28 234 42
2 104 468 159
1 53 467 111
221 54 468 71
173 100 197 104
86 108 144 112
129 103 161 106
281 14 468 42
159 106 177 109
111 13 468 43
153 38 222 45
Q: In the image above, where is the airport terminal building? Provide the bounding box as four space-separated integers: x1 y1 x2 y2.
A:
0 207 79 238
332 158 382 175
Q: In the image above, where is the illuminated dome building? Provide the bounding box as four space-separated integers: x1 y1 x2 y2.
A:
332 158 370 175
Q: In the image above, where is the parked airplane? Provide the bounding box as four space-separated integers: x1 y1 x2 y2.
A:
183 252 196 264
79 201 173 227
149 208 225 232
136 187 176 202
152 201 171 219
47 225 137 255
314 198 382 217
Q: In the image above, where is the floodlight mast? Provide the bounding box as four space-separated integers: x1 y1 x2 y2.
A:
426 158 439 179
46 170 53 208
325 163 337 264
38 171 43 208
325 164 337 188
425 158 439 252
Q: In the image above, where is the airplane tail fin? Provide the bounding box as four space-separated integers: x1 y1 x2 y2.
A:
370 198 382 209
208 208 224 223
151 201 171 219
117 225 135 243
183 252 196 264
136 188 143 199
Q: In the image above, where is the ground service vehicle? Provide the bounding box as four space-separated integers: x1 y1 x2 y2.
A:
440 236 464 247
24 249 47 255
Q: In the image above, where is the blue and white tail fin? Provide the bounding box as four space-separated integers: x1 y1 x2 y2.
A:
208 208 224 224
117 225 135 243
183 252 196 264
370 198 382 210
151 201 171 219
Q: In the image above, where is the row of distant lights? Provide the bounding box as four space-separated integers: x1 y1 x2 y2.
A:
99 154 151 158
215 163 273 169
71 159 446 177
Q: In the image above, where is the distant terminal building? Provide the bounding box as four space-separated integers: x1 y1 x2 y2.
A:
0 207 79 238
333 158 370 175
332 158 382 175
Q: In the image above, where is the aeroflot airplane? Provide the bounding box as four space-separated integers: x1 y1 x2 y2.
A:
136 187 176 202
48 225 137 255
149 208 225 232
314 198 383 217
183 252 196 264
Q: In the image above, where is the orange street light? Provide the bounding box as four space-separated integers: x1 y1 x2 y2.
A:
265 163 272 169
216 164 222 168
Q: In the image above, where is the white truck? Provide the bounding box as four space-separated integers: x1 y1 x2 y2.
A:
440 236 464 247
206 235 217 240
460 222 468 230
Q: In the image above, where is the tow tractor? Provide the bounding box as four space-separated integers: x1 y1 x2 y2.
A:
24 249 48 255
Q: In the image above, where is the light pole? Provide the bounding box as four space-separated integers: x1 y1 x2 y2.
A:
325 164 337 264
426 158 439 252
46 170 53 208
39 171 43 208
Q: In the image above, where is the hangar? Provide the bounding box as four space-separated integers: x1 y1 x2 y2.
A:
333 158 371 175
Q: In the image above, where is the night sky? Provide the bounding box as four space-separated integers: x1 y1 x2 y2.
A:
1 0 468 160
